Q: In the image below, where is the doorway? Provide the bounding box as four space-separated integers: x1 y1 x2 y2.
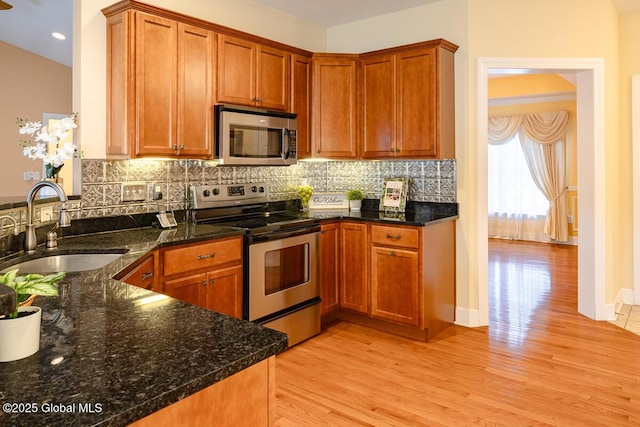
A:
476 57 606 325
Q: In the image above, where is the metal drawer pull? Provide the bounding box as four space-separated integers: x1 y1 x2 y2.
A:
197 252 216 260
209 278 215 285
386 234 402 240
141 271 153 281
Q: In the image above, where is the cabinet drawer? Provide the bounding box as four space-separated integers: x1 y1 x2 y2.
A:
164 237 242 276
119 255 156 290
370 225 419 249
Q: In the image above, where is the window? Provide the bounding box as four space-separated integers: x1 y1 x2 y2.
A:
488 133 549 217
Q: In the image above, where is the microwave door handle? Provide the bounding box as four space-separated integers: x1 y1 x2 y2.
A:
282 129 290 159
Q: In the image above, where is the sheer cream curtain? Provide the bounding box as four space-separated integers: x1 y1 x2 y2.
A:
488 111 570 242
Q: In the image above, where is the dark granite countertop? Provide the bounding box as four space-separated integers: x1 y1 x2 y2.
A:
305 200 459 226
0 194 82 210
0 223 288 427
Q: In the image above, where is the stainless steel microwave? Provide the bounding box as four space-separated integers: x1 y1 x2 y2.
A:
215 104 297 166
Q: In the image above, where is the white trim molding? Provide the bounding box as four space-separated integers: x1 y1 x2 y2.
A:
633 75 640 305
474 57 607 328
488 91 576 107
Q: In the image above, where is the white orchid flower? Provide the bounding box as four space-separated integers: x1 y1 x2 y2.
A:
19 121 42 136
35 128 57 145
58 142 76 160
18 113 79 174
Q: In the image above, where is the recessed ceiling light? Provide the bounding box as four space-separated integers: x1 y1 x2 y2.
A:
52 32 66 40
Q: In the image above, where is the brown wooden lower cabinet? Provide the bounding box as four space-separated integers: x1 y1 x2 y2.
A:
161 236 244 319
339 221 368 314
319 222 339 315
320 219 456 341
370 246 420 326
114 253 158 292
129 356 275 427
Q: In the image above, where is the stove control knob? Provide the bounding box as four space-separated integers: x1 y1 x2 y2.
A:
202 189 210 197
259 186 265 193
212 188 220 196
251 186 257 192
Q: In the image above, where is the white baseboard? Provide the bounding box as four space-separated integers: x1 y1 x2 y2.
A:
615 287 635 310
454 307 487 327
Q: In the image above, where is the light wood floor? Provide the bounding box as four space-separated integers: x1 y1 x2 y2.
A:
275 239 640 426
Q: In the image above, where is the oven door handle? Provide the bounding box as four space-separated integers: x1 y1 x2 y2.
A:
248 225 320 243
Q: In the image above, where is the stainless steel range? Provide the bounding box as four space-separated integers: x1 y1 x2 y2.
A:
191 182 321 346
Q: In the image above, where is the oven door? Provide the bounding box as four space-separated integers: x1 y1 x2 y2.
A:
247 229 319 322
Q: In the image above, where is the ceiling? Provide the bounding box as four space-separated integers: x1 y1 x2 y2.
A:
0 0 639 67
254 0 439 27
0 0 71 66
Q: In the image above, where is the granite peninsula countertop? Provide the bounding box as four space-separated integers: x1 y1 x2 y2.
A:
0 223 288 427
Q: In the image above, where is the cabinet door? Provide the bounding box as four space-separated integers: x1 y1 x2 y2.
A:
312 56 358 158
319 222 339 315
164 272 206 308
177 24 214 157
205 265 243 319
118 255 157 291
217 34 256 107
106 11 132 157
396 47 437 157
361 54 396 158
135 12 177 157
256 44 290 111
291 54 311 158
370 246 420 326
339 222 368 313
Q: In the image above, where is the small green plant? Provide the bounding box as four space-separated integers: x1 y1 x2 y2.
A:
0 269 63 319
346 189 364 201
298 184 314 209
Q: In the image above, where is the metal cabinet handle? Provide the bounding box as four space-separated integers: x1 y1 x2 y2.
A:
396 148 400 153
197 253 216 260
390 251 396 256
201 279 206 287
173 144 178 151
141 271 153 281
180 144 185 150
209 278 215 285
386 234 402 240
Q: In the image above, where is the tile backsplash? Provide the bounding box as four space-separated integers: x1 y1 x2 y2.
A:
81 158 456 217
0 158 456 237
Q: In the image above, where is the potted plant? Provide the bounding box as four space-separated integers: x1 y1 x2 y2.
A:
0 269 64 362
298 184 314 211
347 189 364 212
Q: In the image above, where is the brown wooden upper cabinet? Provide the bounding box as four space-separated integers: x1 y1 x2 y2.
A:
360 40 458 159
217 34 291 111
291 54 312 158
310 54 359 159
105 10 214 158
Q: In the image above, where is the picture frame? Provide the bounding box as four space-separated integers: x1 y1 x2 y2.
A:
379 177 408 213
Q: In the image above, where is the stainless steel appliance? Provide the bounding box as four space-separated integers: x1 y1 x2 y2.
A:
191 183 320 346
215 104 297 166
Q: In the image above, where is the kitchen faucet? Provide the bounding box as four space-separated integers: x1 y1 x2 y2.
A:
25 181 71 253
0 215 19 237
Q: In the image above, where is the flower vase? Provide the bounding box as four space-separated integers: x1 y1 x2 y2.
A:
40 177 64 198
0 306 42 362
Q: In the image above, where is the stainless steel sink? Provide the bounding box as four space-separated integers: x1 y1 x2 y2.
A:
1 252 127 274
